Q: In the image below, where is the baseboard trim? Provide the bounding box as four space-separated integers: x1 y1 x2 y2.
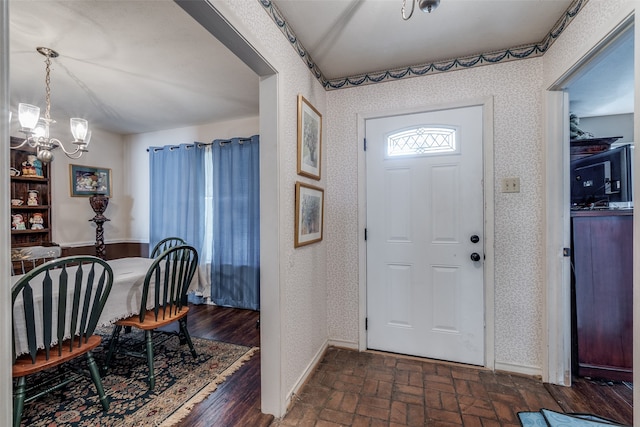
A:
495 361 542 378
327 339 358 351
284 339 329 413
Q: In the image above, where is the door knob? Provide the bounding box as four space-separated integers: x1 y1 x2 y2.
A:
470 235 480 243
470 252 481 262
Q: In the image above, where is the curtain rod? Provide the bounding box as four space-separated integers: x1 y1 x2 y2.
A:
204 137 254 147
147 135 257 152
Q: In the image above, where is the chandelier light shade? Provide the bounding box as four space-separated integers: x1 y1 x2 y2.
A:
70 118 89 140
11 47 91 162
18 103 40 129
402 0 441 20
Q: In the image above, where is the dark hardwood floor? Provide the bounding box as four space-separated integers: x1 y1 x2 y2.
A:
183 304 633 426
546 377 633 424
175 304 273 427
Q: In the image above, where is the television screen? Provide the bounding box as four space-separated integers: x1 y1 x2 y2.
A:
570 145 632 208
572 160 612 205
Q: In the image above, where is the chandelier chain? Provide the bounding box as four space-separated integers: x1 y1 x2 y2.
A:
12 46 91 162
44 55 52 121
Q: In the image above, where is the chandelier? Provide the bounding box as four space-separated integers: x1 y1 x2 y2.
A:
402 0 440 20
12 47 91 163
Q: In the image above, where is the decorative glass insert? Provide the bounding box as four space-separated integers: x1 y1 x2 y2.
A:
387 127 457 157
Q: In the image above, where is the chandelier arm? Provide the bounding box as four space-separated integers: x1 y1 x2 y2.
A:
63 150 87 160
401 0 415 20
10 138 34 150
49 137 83 157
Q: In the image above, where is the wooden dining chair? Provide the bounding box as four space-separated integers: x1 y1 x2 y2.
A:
149 236 186 258
10 245 62 276
12 256 114 427
105 245 199 390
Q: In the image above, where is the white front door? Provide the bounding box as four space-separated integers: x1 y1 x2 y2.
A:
365 105 485 365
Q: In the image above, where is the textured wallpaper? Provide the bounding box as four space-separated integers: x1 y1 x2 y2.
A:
324 0 635 373
543 0 633 88
219 0 635 406
326 59 546 370
220 0 330 404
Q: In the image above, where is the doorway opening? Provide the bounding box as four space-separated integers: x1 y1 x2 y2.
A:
564 22 634 384
545 16 634 395
172 0 284 417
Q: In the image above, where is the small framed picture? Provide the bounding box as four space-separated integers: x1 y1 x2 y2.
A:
294 181 324 247
70 164 112 197
297 94 322 180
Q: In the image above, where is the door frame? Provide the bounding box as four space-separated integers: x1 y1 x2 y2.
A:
357 97 495 370
544 15 635 386
543 91 572 386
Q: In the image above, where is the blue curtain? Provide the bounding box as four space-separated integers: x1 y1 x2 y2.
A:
148 144 205 254
209 136 260 310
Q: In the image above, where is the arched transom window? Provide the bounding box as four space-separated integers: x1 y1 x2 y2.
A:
386 127 457 157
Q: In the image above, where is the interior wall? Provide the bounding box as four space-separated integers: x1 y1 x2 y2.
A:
213 1 329 411
8 126 127 247
0 1 13 423
578 113 634 144
49 127 126 246
327 57 546 373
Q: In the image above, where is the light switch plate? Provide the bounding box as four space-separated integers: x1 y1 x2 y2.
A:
502 177 520 193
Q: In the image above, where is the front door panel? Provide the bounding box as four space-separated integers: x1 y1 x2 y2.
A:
366 105 485 365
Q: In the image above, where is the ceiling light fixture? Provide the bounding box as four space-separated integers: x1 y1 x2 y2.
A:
402 0 440 20
12 47 91 163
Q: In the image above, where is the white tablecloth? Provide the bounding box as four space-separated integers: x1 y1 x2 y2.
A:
12 257 156 356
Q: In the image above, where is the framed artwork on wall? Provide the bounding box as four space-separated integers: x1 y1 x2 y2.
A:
297 94 322 180
294 181 324 247
70 164 112 197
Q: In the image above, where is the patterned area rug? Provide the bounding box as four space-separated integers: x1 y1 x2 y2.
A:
18 328 258 426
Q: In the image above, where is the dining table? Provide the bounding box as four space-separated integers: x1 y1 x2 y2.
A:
11 256 160 356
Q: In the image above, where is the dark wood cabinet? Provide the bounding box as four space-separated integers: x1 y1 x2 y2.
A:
10 139 53 248
571 210 632 381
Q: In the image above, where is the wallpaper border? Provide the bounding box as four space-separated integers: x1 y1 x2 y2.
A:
258 0 587 90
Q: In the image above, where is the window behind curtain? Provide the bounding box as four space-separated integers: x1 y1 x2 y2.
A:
148 136 260 310
208 136 260 310
148 143 205 253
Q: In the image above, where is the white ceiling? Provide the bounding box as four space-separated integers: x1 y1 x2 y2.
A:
9 0 260 135
8 0 634 137
563 24 635 118
273 0 573 79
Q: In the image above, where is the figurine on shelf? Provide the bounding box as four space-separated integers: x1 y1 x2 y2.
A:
29 155 43 177
29 213 44 230
12 214 26 230
27 190 39 206
569 113 595 140
19 155 43 177
21 157 35 176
